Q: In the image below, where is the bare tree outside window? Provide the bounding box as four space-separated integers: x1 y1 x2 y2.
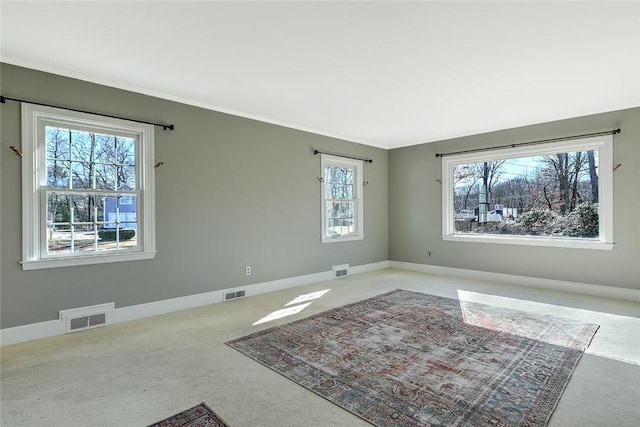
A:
453 150 599 238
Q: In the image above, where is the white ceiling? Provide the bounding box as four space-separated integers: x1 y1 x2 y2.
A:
1 1 639 149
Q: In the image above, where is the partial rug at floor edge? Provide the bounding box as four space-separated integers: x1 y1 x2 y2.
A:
147 402 229 427
227 289 599 427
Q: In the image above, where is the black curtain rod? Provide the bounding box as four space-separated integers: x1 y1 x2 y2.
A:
313 149 373 163
435 129 620 158
0 95 175 131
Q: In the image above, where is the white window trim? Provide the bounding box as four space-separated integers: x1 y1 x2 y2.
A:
441 135 614 250
321 154 364 243
21 104 156 270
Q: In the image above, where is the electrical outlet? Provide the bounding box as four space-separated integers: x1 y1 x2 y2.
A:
427 251 432 257
245 266 251 276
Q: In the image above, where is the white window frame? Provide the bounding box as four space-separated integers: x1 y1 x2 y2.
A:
321 154 364 243
21 104 156 270
441 135 614 250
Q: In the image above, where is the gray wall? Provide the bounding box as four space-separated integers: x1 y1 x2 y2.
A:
389 107 640 290
0 64 389 328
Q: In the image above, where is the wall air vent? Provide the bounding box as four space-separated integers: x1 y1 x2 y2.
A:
60 303 114 334
225 290 246 301
69 314 106 331
332 264 350 279
335 269 348 278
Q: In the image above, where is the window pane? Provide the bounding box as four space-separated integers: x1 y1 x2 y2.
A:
70 131 93 161
453 150 599 239
117 137 136 166
117 166 136 190
325 203 338 237
73 224 98 252
95 164 117 190
70 194 94 223
47 160 70 188
94 134 116 165
47 193 71 224
70 161 93 189
48 228 71 255
339 184 353 199
46 127 70 160
46 192 72 254
118 227 137 249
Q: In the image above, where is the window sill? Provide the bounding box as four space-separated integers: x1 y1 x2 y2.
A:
322 235 364 244
21 251 156 270
442 234 614 250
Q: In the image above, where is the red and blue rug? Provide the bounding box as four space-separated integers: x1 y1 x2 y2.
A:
147 402 228 427
227 289 598 426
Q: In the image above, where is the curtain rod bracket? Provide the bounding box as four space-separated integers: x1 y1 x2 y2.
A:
154 161 164 168
9 145 23 157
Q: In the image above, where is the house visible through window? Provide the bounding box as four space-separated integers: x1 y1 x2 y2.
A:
21 104 156 270
321 154 364 242
441 135 613 250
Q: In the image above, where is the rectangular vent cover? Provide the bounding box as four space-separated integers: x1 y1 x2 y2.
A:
335 269 348 278
69 313 106 331
60 303 113 334
332 264 350 279
225 290 246 301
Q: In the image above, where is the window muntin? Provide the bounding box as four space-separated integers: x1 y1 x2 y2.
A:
22 104 156 269
442 136 613 250
321 155 364 242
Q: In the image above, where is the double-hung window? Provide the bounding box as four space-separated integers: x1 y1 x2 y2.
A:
21 104 156 270
441 135 613 250
321 154 364 242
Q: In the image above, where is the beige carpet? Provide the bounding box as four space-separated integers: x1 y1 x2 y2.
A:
1 269 639 426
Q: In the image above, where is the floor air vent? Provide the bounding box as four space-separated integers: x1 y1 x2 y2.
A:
60 303 113 334
225 290 246 301
332 264 350 279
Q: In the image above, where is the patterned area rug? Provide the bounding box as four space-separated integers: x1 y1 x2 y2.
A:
227 289 598 427
147 402 229 427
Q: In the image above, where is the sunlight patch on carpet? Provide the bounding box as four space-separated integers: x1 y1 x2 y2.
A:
253 302 311 326
285 289 331 306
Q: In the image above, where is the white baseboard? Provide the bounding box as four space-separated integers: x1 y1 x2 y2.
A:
389 261 640 303
0 319 65 347
350 260 390 275
0 261 388 347
6 259 631 347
